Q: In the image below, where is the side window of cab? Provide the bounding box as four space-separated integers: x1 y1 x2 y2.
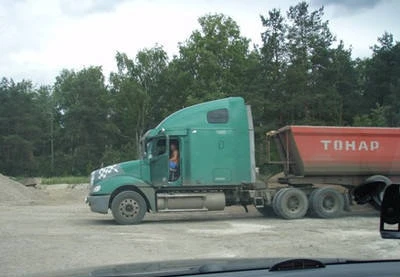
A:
207 108 229 123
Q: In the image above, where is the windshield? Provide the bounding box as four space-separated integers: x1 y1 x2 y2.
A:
144 137 167 158
1 1 400 276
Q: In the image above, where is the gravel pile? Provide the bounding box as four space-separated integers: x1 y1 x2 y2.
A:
0 174 48 204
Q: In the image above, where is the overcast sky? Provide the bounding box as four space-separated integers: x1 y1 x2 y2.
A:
1 0 399 85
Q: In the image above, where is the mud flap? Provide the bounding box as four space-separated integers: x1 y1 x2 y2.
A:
343 192 352 212
380 183 400 239
353 175 392 210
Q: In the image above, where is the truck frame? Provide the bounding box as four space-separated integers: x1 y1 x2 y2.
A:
86 97 400 224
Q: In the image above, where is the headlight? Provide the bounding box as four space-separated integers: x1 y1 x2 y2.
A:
90 172 95 186
92 185 101 193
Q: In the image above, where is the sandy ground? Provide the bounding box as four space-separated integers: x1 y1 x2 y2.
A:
1 184 400 277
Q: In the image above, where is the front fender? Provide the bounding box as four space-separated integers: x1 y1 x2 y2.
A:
95 175 156 211
353 175 392 210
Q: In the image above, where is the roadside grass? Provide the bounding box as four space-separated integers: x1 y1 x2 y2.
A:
41 176 89 185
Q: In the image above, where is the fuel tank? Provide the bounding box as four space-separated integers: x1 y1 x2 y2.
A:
156 192 225 212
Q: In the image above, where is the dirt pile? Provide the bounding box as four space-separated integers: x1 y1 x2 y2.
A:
38 183 88 203
0 174 48 205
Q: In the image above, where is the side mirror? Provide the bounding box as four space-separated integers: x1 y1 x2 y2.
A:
380 183 400 239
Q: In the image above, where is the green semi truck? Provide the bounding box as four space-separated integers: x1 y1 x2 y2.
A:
85 97 400 224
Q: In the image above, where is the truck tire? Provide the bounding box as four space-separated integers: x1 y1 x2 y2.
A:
272 188 308 219
272 188 288 216
309 188 344 218
111 191 147 225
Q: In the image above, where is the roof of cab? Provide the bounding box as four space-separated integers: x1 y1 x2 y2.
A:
145 97 244 138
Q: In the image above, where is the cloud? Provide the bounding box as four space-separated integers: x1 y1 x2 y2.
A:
59 0 128 16
313 0 383 12
0 0 59 57
1 0 397 86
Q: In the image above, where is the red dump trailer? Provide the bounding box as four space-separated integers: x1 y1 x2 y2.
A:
263 126 400 218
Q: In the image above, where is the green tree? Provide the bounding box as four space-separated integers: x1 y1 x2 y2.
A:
285 2 335 124
33 85 56 176
176 14 251 105
53 67 113 175
353 104 388 127
0 78 48 176
258 8 287 129
109 46 168 159
363 32 400 126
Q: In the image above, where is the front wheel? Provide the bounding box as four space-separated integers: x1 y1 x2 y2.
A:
111 191 147 225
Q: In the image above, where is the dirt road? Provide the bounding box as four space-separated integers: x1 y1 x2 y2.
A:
1 185 399 277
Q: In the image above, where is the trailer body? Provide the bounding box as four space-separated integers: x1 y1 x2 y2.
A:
269 126 400 177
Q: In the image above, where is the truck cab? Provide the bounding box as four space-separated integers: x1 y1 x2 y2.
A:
86 97 257 224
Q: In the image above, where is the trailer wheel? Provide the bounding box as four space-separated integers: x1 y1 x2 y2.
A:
309 188 344 218
272 188 308 219
111 191 146 225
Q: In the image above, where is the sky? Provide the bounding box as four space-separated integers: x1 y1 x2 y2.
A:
1 0 399 85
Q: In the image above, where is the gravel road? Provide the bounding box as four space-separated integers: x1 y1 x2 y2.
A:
1 184 399 277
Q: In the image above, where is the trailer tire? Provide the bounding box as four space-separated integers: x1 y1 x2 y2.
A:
111 191 146 225
272 188 308 219
309 188 344 218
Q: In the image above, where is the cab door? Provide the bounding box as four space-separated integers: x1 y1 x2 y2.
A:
167 137 183 186
150 135 169 185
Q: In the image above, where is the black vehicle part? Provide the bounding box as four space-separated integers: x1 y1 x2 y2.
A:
343 191 352 212
256 206 275 217
111 191 147 225
272 188 308 219
380 183 400 239
309 188 344 218
353 175 391 210
269 259 325 271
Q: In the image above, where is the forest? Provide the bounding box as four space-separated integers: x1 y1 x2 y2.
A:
0 2 399 177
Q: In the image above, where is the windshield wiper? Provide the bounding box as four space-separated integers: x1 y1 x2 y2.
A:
269 259 325 271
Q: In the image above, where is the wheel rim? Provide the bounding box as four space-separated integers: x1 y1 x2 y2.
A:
322 195 336 211
287 195 300 212
119 198 140 218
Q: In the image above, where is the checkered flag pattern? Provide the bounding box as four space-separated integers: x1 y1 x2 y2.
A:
98 165 119 180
